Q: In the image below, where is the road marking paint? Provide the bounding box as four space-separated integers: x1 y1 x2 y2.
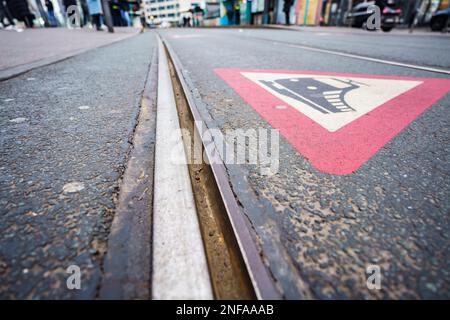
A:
215 68 450 175
152 38 213 300
324 90 341 94
280 42 450 75
78 105 90 110
241 71 423 132
172 34 205 39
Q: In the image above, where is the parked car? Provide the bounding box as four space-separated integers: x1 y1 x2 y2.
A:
347 2 401 32
430 8 450 31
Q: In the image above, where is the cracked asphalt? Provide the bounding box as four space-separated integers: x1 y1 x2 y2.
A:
0 32 156 299
159 28 450 299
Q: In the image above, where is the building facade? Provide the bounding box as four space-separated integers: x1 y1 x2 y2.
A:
142 0 181 24
320 0 449 27
214 0 449 27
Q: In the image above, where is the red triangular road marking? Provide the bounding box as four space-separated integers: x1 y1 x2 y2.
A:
215 69 450 175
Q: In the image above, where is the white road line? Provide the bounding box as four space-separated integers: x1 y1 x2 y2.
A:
152 38 213 300
324 90 342 94
280 42 450 75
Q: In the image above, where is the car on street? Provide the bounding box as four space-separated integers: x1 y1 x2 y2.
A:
430 7 450 31
347 1 401 32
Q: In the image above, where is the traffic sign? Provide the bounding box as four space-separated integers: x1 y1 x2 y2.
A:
215 69 450 175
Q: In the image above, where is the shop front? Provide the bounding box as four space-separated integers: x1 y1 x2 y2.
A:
296 0 323 25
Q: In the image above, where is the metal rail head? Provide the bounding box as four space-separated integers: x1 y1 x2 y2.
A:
158 33 282 300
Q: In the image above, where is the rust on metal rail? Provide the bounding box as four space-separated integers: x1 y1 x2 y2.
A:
159 34 281 300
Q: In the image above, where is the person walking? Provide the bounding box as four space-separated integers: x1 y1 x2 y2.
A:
408 1 419 33
283 0 294 25
119 0 130 26
45 0 57 26
87 0 102 30
80 0 91 27
0 0 16 28
234 2 240 25
6 0 35 28
139 0 145 32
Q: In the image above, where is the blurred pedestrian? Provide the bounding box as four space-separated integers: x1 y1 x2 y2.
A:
139 1 145 32
45 0 57 27
7 0 35 28
87 0 103 30
34 0 51 27
225 6 232 25
119 0 130 26
234 2 240 25
408 6 419 33
80 0 91 27
0 0 16 28
283 0 294 25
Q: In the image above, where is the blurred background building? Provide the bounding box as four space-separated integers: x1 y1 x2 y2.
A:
1 0 448 28
321 0 449 27
209 0 449 27
142 0 181 25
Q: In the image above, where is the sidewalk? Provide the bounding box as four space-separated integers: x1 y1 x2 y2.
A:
0 27 140 80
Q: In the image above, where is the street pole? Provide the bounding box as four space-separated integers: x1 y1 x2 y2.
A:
101 0 114 33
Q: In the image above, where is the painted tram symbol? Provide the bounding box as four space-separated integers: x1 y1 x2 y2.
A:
259 77 366 114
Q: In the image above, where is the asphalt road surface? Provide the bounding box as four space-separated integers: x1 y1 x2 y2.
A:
1 27 449 300
240 28 450 69
0 32 156 299
159 28 450 299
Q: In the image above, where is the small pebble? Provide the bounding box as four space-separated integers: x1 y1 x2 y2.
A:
9 117 28 123
62 182 85 193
